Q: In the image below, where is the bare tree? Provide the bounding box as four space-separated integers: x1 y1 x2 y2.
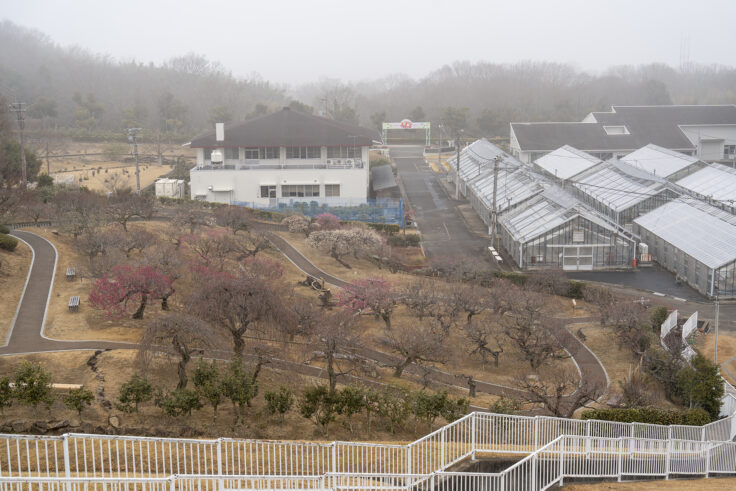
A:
173 201 211 235
401 278 438 320
229 230 271 260
464 319 504 367
186 231 235 270
139 313 224 389
280 292 321 342
517 368 602 418
104 191 154 232
190 268 280 358
605 300 652 366
451 283 489 324
214 205 254 235
501 288 568 371
381 321 446 378
309 309 361 394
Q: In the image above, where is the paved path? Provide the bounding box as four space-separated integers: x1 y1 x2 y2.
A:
6 228 609 410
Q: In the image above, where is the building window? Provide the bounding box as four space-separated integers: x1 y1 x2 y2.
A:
203 148 212 161
281 184 320 197
224 148 239 160
244 147 279 159
286 146 320 159
327 146 361 159
260 185 276 198
725 145 736 159
325 184 340 197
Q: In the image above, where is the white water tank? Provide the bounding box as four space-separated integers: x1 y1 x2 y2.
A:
639 243 649 255
210 149 223 165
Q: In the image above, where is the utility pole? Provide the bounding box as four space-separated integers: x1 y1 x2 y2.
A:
490 155 501 249
437 123 442 174
45 141 50 175
455 131 461 200
9 102 27 188
715 294 720 365
126 128 142 193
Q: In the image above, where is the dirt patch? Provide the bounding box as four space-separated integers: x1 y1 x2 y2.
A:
564 476 736 489
0 240 32 344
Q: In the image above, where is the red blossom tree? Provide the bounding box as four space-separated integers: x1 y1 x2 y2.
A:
88 265 173 319
338 277 398 329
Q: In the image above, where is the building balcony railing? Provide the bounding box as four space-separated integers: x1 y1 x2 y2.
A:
194 159 364 171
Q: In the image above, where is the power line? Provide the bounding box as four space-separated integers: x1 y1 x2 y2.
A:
8 102 28 188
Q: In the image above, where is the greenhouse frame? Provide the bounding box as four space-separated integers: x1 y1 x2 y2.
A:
634 198 736 298
571 160 675 225
499 191 636 271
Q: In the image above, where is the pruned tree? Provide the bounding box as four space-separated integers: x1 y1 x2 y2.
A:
401 278 438 320
104 191 154 232
114 225 156 258
450 283 489 324
143 243 184 310
192 359 223 422
338 277 398 329
308 309 361 394
230 230 271 260
172 201 210 235
517 368 602 418
214 205 254 235
185 229 235 271
221 359 259 425
501 288 568 371
281 292 321 341
306 228 381 268
315 212 341 231
139 313 224 389
52 189 106 237
381 321 446 378
88 265 173 319
189 268 280 357
464 319 505 367
606 300 651 365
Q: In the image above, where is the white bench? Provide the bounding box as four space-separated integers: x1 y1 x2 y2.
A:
68 296 80 313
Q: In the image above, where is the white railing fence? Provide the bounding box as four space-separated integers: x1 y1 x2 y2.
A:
0 411 735 490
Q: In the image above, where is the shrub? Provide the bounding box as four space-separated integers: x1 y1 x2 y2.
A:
315 212 341 231
650 306 669 332
63 387 94 419
155 389 202 417
13 362 54 409
265 386 295 421
676 354 724 421
116 375 153 414
580 407 710 426
37 174 54 187
0 234 18 252
388 234 421 247
0 377 12 414
282 215 311 235
493 271 528 286
567 281 585 299
0 224 10 234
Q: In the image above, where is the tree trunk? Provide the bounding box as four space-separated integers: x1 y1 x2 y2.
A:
161 294 170 311
132 294 147 319
327 353 337 394
394 358 412 378
382 312 391 330
232 331 245 358
177 354 190 389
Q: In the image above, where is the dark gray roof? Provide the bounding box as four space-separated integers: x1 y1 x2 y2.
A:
512 105 736 152
189 108 379 148
371 165 397 191
511 123 638 152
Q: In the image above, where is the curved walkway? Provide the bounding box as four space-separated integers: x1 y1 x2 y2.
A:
5 229 609 409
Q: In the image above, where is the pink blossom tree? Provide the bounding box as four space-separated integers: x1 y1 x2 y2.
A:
338 277 398 329
315 212 341 231
89 265 173 319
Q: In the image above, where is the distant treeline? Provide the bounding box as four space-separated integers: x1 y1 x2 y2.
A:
2 20 736 141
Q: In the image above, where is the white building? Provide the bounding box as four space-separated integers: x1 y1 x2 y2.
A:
187 108 378 205
155 178 186 199
510 105 736 164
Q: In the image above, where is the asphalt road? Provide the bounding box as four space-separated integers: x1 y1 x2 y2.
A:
390 146 495 268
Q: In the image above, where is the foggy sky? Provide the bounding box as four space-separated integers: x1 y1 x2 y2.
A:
3 0 736 85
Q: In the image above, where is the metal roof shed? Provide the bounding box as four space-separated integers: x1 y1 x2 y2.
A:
676 163 736 213
621 144 704 181
534 145 602 180
633 198 736 297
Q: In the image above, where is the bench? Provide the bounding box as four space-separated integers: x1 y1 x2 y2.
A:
68 296 80 313
66 268 76 281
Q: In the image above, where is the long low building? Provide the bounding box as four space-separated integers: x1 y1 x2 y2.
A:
634 198 736 297
676 163 736 214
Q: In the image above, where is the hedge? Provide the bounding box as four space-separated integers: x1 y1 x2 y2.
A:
0 234 18 252
493 271 529 286
580 407 711 426
367 223 401 235
0 224 9 234
387 234 421 247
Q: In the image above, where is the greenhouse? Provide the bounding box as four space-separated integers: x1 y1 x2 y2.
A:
533 145 602 181
466 168 543 229
676 163 736 215
452 137 513 195
571 160 674 225
499 190 636 271
634 198 736 298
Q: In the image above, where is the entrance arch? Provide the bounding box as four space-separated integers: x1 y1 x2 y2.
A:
382 119 431 145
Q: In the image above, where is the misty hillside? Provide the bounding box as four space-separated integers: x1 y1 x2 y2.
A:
0 21 287 137
2 20 736 140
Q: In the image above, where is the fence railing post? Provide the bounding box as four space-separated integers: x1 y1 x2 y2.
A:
406 444 412 476
216 438 223 491
169 475 176 491
471 412 477 460
617 438 622 482
331 443 337 474
62 434 71 491
705 442 711 477
665 439 671 480
440 430 446 469
585 420 591 459
558 437 564 488
531 453 538 490
534 417 539 451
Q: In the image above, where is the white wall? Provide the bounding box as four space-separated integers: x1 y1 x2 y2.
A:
190 167 369 205
679 125 736 160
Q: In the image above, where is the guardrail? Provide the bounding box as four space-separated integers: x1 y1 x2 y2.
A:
0 411 734 486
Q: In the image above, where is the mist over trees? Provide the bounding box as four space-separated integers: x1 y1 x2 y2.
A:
2 20 736 141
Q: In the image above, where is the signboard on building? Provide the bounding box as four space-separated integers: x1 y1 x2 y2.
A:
382 120 431 130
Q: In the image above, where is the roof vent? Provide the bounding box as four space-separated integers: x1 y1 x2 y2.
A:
215 123 225 142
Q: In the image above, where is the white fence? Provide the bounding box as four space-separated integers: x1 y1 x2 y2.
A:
0 411 734 489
